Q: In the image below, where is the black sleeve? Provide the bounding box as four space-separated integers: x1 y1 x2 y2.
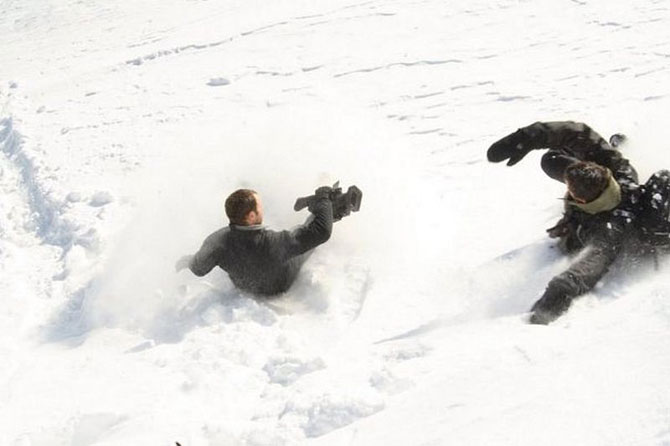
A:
543 227 622 300
271 198 333 259
532 121 639 180
189 229 227 277
488 121 618 167
496 120 610 155
510 121 638 184
537 121 611 155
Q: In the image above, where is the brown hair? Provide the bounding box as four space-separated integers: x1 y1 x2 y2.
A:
564 162 610 203
225 189 258 224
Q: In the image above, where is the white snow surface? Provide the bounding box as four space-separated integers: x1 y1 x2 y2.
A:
2 0 670 445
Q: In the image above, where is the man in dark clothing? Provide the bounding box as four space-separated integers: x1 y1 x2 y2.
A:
487 121 670 324
176 188 334 296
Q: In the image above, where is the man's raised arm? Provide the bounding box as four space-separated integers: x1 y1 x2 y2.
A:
487 121 611 166
275 197 333 259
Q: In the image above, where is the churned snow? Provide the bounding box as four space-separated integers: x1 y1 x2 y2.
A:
2 0 670 445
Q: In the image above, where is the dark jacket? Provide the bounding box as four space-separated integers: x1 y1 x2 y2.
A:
489 121 669 322
189 198 333 295
534 122 642 304
537 123 640 241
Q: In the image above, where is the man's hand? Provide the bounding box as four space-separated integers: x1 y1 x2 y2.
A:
314 185 334 199
307 185 335 214
175 254 194 272
487 126 540 166
546 216 570 239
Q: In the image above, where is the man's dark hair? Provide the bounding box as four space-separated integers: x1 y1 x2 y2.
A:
564 161 610 203
225 189 258 224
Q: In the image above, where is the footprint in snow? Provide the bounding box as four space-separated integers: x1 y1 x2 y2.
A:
207 77 230 87
263 355 326 386
88 191 114 207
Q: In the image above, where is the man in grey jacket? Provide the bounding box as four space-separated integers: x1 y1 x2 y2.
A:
176 188 334 296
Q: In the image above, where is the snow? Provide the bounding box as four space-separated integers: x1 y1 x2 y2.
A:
2 0 670 445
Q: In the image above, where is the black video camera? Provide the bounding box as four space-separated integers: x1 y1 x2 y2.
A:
294 181 363 221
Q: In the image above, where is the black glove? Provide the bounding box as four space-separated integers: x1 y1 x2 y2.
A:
304 185 335 214
609 133 626 148
487 126 541 166
529 286 573 325
314 185 334 200
546 215 571 239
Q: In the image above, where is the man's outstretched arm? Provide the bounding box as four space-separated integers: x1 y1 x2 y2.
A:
488 121 638 184
176 229 226 276
487 121 612 166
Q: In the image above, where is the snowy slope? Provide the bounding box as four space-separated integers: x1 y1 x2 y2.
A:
2 0 670 445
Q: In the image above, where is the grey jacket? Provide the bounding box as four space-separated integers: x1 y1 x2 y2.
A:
189 198 333 295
